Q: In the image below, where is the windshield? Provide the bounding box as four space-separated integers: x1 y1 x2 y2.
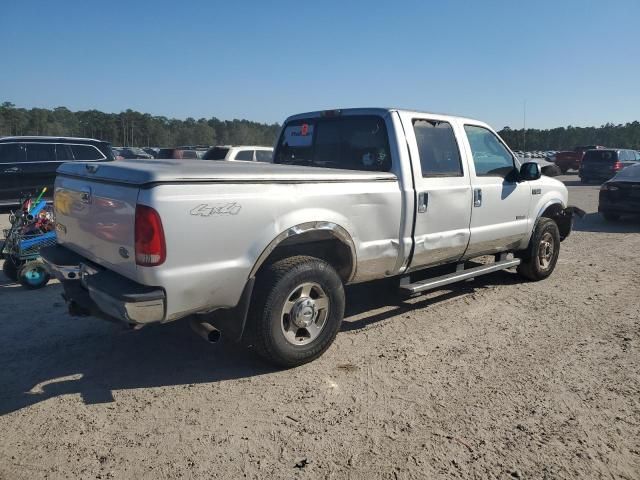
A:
202 147 230 160
274 115 392 172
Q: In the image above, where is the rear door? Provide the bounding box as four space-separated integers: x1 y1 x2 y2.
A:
461 124 530 257
398 112 472 268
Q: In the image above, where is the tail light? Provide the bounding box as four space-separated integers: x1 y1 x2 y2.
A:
135 204 166 266
612 162 624 171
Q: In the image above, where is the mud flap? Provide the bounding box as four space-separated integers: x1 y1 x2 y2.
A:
558 206 586 240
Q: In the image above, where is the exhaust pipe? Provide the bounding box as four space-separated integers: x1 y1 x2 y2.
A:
190 318 221 343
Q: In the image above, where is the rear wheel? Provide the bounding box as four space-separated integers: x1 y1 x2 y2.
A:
517 218 561 281
2 256 19 282
602 212 620 221
18 260 50 289
248 255 345 368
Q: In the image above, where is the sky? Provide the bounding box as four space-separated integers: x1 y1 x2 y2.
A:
1 0 639 129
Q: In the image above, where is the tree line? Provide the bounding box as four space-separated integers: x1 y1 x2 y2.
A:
498 122 640 151
2 102 639 151
0 102 281 147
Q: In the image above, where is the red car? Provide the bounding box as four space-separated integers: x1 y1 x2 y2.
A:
554 145 605 173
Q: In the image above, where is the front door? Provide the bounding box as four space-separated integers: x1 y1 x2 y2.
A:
461 124 531 258
399 113 472 269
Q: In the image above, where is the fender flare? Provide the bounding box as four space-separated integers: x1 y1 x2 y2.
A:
248 221 358 281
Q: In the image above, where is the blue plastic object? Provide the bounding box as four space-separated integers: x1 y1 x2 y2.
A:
19 231 57 250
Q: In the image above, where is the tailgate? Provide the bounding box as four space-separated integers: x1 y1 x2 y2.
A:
54 174 139 279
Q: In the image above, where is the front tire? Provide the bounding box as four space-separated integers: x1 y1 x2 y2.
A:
517 218 561 281
248 255 345 368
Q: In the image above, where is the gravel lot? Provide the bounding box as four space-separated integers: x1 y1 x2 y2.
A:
1 174 638 479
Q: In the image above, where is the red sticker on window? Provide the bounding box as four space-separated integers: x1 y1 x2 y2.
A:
301 123 309 136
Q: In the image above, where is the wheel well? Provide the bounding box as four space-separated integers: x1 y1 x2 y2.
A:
255 231 355 283
540 203 571 240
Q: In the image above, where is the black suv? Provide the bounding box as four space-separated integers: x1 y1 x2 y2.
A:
0 136 114 205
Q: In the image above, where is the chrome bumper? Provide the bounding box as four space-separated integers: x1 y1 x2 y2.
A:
40 245 166 325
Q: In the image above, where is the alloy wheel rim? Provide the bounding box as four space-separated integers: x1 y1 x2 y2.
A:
280 282 330 346
537 232 555 270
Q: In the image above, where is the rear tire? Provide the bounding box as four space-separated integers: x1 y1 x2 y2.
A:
602 212 620 221
18 260 50 289
248 255 345 368
2 256 19 282
517 218 561 281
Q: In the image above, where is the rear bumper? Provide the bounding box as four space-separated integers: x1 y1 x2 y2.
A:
40 245 166 325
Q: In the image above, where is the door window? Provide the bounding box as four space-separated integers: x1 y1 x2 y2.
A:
26 143 56 162
255 150 273 162
235 150 254 161
0 143 26 163
70 144 105 161
413 119 462 177
464 125 515 177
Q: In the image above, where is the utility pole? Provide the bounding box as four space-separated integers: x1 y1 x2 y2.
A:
523 100 527 152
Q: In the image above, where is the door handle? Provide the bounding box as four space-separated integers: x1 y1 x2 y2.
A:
418 191 428 213
473 188 482 207
3 166 21 173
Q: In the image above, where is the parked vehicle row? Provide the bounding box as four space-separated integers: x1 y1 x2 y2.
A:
42 107 581 367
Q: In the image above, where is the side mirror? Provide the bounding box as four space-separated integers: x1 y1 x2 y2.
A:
519 161 541 181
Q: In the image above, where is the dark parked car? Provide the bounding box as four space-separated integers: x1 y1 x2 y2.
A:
579 148 640 183
598 163 640 221
0 136 114 205
118 147 153 159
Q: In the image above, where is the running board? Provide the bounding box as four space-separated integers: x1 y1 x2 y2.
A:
399 258 521 295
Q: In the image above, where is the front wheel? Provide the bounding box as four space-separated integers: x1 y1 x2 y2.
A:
248 255 345 368
18 260 51 289
517 218 561 281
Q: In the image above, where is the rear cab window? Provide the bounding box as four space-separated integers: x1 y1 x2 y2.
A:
274 114 392 172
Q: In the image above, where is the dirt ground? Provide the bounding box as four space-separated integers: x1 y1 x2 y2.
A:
0 174 638 479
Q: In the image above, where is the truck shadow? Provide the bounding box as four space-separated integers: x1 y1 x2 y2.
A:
0 267 521 416
342 269 521 332
572 212 640 234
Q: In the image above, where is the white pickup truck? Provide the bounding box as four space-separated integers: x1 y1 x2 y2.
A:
42 108 581 367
